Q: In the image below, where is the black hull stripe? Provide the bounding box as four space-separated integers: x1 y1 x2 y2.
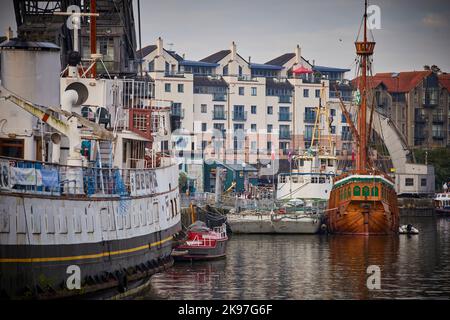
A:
0 222 181 263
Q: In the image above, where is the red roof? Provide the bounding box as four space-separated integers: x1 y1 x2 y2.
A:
438 73 450 91
352 71 432 93
351 77 385 90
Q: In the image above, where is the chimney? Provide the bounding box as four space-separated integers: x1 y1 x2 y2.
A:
248 56 251 64
6 27 13 41
231 41 237 60
295 44 301 66
157 37 163 56
182 53 185 60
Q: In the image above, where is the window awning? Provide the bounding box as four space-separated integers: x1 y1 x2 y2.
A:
293 65 313 74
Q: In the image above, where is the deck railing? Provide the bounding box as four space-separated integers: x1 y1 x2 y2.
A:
0 156 172 198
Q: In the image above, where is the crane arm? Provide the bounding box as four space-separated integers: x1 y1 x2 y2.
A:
5 93 70 135
1 87 114 141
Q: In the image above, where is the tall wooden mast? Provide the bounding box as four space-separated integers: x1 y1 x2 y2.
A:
355 0 375 172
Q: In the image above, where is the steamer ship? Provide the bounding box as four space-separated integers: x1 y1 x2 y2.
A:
0 10 181 298
277 84 337 202
326 0 399 235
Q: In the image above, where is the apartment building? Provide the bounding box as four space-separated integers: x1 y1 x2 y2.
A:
136 38 353 189
357 71 450 149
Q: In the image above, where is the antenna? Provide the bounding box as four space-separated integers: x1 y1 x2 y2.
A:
138 0 143 76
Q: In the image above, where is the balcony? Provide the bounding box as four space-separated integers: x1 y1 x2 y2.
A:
233 111 247 121
341 133 353 141
432 132 445 140
279 131 291 140
432 114 444 123
415 114 427 123
278 112 292 122
212 93 227 101
304 112 316 123
278 96 292 103
164 71 185 78
423 88 439 107
171 108 184 118
424 98 439 107
414 129 427 140
212 111 227 120
237 75 258 82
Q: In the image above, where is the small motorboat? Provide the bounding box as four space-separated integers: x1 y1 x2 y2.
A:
399 224 419 235
434 192 450 215
172 221 228 261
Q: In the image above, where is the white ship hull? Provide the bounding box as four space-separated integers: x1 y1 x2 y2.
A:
277 176 333 201
0 160 181 299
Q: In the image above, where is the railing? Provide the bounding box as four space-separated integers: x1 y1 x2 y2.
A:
432 114 444 123
121 79 155 109
279 131 292 140
0 156 173 198
171 108 184 118
278 112 292 121
341 133 353 141
415 114 427 123
237 75 258 82
432 131 445 139
278 96 292 103
164 71 185 78
212 93 227 101
212 111 227 120
304 113 316 123
233 111 247 121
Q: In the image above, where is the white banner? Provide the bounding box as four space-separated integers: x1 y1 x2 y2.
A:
10 167 42 186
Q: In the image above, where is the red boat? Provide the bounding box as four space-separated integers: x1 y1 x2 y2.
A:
172 221 228 261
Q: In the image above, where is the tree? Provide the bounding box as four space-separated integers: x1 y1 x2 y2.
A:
414 148 450 191
431 65 441 74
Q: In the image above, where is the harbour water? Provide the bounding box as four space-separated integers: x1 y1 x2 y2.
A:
139 216 450 299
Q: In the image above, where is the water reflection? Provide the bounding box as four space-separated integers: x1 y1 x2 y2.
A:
142 217 450 299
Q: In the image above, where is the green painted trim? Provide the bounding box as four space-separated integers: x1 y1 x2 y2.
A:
332 176 394 190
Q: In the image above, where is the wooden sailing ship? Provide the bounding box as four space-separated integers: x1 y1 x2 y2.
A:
326 0 399 235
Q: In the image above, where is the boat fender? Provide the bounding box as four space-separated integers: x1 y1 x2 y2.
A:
320 224 327 232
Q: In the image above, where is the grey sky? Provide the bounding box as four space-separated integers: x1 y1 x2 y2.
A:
1 0 449 74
